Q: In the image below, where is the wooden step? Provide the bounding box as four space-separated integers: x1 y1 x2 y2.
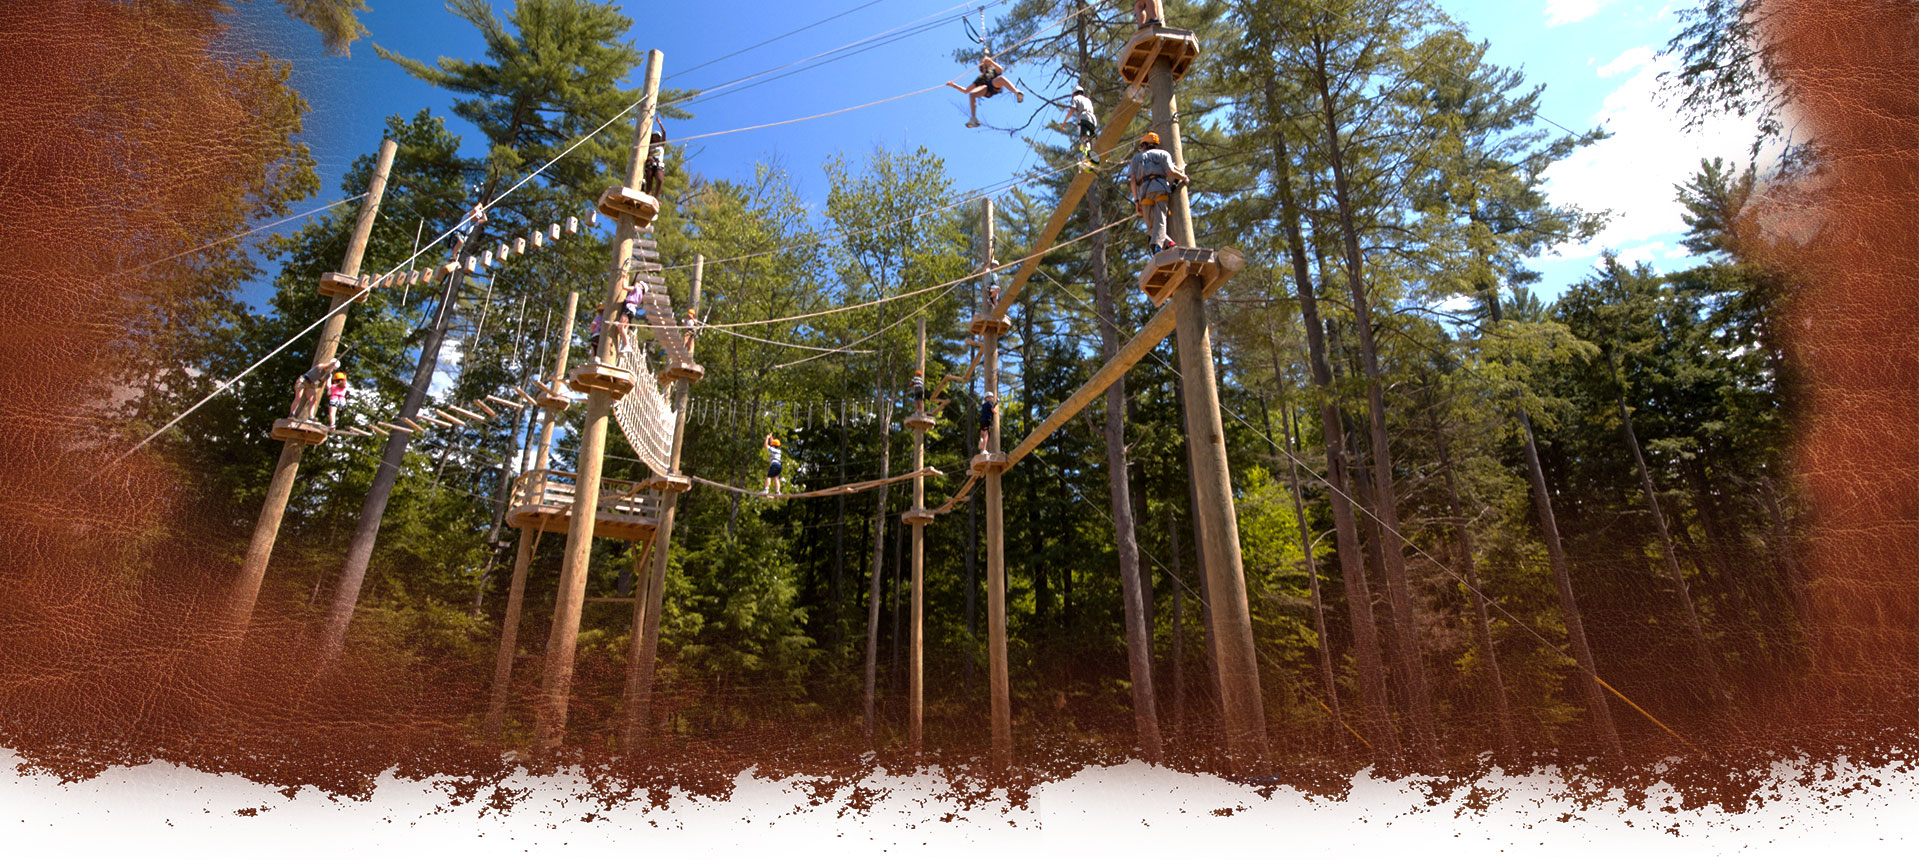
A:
658 360 705 385
1137 245 1245 306
903 411 936 432
901 507 937 526
968 314 1012 336
595 186 660 226
269 417 330 445
969 452 1010 476
317 271 368 303
567 359 637 397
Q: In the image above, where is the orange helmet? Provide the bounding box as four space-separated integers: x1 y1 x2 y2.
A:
1140 131 1160 147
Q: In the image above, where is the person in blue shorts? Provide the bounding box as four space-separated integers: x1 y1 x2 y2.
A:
763 433 785 495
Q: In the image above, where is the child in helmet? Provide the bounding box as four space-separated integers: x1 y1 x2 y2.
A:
642 131 666 198
763 433 785 495
977 393 997 455
325 371 351 428
1063 85 1099 170
945 54 1025 128
1128 131 1187 253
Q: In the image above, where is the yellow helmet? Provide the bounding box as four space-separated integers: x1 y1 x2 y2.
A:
1140 131 1160 147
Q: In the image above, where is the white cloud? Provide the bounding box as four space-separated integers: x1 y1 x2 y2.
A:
1540 46 1762 265
1545 0 1619 28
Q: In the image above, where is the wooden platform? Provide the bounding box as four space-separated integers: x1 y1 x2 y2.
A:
658 359 705 385
270 417 329 445
639 473 693 494
969 452 1010 476
317 271 368 303
903 411 936 432
507 469 662 543
1137 245 1246 306
901 507 936 526
968 314 1011 337
1118 25 1200 86
595 186 659 227
567 359 637 398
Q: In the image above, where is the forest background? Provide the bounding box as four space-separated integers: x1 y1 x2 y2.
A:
0 0 1911 787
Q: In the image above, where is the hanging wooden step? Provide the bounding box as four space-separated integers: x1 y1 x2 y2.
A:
903 411 936 432
317 272 368 303
1137 245 1246 306
969 451 1010 476
270 417 330 445
532 380 573 411
639 473 693 494
968 314 1011 336
901 507 936 526
1118 25 1200 86
567 359 637 397
507 469 661 542
595 186 660 226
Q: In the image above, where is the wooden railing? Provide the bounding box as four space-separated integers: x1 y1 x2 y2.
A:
510 469 663 523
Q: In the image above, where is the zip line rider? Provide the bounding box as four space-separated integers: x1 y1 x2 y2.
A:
1128 131 1186 254
945 54 1024 129
763 433 785 496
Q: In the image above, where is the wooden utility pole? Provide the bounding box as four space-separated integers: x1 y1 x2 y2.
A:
1145 30 1271 771
230 139 396 630
483 289 579 740
903 317 934 755
975 198 1013 769
623 254 702 751
533 49 665 752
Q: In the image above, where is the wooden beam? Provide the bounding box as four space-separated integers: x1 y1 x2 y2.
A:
486 394 526 411
1005 302 1176 469
471 398 499 419
398 416 427 433
449 404 489 423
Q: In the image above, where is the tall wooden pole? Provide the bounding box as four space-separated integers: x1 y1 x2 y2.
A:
484 289 578 740
981 198 1012 769
908 317 927 756
623 254 701 751
534 50 664 752
1149 48 1270 771
231 139 396 629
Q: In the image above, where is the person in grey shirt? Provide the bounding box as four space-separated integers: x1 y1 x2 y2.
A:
1128 131 1186 253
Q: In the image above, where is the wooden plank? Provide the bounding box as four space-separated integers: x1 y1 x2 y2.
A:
471 398 499 419
449 405 489 423
434 408 467 427
1005 301 1177 469
513 386 539 406
988 91 1145 320
399 416 426 433
486 394 527 411
421 413 455 429
376 421 411 435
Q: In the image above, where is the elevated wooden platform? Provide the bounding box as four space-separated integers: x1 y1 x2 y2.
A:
317 271 368 303
1118 25 1200 86
596 186 659 227
567 359 636 397
507 469 662 542
1138 245 1246 306
270 417 329 445
969 452 1010 476
903 411 936 432
639 473 692 494
968 314 1012 337
658 360 705 385
901 507 936 526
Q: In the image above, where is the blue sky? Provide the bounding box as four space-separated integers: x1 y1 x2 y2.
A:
236 0 1760 308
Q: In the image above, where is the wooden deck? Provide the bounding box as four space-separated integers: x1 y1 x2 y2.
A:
507 469 662 542
1118 25 1200 86
269 417 329 445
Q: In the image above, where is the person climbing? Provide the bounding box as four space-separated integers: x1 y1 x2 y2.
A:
588 307 606 357
1134 0 1163 29
908 369 925 414
763 433 785 495
324 371 350 428
945 54 1024 128
1128 131 1186 254
641 130 666 198
681 307 699 353
976 393 997 455
983 258 1001 309
290 358 339 423
1063 85 1099 170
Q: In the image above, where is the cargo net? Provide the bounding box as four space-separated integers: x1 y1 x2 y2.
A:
610 325 677 476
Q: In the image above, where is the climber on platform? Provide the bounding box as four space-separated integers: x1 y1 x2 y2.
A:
908 369 925 414
1062 85 1099 170
977 393 997 455
945 54 1024 128
324 371 350 428
983 258 1001 309
1128 131 1186 254
1134 0 1163 29
763 433 785 496
642 130 666 198
290 358 340 423
682 307 699 352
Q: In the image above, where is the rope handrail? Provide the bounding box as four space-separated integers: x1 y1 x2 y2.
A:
689 467 941 500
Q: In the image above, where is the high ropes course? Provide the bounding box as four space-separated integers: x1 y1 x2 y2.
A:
201 0 1692 776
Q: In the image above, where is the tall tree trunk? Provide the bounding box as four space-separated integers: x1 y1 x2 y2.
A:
835 397 849 648
1617 391 1729 709
1169 510 1187 747
1266 81 1401 766
1685 460 1768 661
322 226 483 660
1274 372 1347 757
862 363 894 743
1424 390 1518 757
964 393 978 688
1311 35 1437 766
